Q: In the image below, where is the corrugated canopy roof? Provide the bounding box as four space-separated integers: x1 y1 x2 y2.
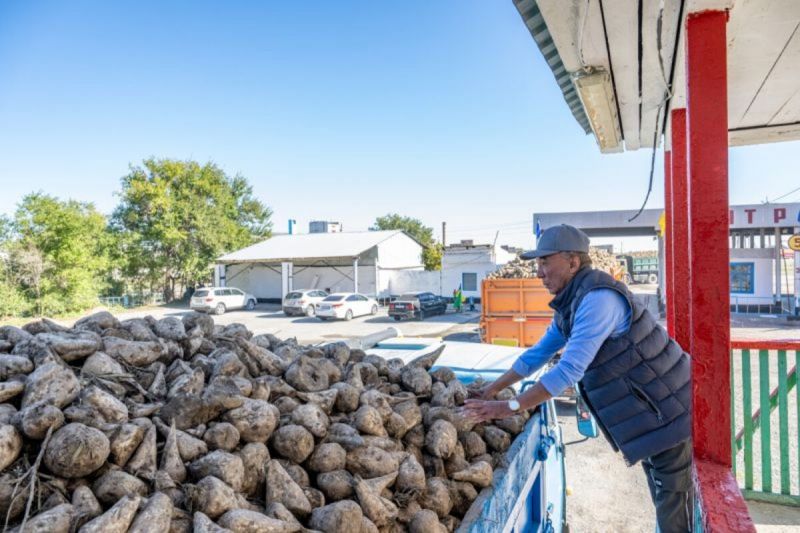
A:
217 230 412 264
515 0 800 151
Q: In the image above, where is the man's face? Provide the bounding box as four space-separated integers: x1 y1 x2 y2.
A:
536 253 580 294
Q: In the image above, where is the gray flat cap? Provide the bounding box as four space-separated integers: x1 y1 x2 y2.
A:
520 224 590 259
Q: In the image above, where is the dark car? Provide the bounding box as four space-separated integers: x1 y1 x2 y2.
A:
388 292 447 321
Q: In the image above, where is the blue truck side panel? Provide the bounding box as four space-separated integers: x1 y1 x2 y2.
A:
458 400 566 533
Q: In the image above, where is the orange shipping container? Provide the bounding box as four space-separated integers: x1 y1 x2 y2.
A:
480 316 551 347
481 278 552 317
480 278 554 347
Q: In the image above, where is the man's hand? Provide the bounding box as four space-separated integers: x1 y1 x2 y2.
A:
467 383 498 401
467 369 524 401
460 399 514 423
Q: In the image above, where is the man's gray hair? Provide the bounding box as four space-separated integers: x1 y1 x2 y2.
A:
561 251 593 269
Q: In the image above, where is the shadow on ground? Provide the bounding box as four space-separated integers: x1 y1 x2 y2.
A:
442 331 481 342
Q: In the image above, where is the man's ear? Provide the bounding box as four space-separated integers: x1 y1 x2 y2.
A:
570 255 581 272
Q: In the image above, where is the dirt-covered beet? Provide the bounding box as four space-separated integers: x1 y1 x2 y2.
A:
44 423 110 478
307 442 346 473
0 424 22 471
271 424 315 464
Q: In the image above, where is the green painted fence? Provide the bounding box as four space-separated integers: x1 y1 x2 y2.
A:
731 340 800 506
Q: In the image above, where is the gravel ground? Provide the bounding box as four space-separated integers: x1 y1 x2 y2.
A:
746 500 800 532
557 399 656 533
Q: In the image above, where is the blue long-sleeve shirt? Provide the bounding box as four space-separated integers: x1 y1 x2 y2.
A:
511 288 632 396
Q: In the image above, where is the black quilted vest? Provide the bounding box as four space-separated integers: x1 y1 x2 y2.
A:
551 267 691 465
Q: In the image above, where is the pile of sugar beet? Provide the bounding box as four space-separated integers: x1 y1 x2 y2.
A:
0 311 531 533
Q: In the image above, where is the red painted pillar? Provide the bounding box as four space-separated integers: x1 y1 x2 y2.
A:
686 11 755 532
686 8 730 467
671 109 690 350
664 150 674 337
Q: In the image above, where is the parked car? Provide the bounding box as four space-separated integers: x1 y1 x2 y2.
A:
316 293 379 321
190 287 257 315
283 289 329 317
388 291 447 321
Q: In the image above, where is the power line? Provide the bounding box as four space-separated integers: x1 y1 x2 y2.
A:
768 185 800 203
444 220 531 232
629 1 673 223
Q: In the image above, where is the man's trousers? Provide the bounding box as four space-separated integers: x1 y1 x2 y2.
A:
641 439 694 533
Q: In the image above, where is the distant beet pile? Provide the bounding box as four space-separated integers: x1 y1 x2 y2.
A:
487 247 620 280
0 311 529 532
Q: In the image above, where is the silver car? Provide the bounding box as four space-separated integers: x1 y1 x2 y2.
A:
283 289 329 317
190 287 257 315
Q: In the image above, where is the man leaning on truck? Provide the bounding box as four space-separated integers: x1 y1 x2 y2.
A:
462 224 692 533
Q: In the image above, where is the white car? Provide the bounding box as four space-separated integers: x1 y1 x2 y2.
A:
283 289 329 317
316 293 379 321
190 287 257 315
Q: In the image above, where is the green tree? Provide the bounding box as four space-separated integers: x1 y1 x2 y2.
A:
0 216 26 317
0 215 12 244
12 193 112 315
370 214 442 270
111 158 273 301
0 276 25 318
422 242 443 271
8 244 45 315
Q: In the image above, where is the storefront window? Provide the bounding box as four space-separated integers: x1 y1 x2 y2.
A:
730 262 754 294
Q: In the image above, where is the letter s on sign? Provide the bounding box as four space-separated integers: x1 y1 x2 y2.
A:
774 208 786 224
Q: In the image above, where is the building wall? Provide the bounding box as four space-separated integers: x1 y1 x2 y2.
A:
293 266 377 296
383 270 442 297
442 262 498 298
225 264 281 299
729 248 775 306
226 264 379 300
376 234 425 269
442 247 500 299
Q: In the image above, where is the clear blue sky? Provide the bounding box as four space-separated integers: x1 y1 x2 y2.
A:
1 0 797 251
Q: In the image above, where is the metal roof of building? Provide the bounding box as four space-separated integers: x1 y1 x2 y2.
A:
217 230 419 264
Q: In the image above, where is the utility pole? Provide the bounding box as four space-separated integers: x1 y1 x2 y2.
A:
440 221 447 297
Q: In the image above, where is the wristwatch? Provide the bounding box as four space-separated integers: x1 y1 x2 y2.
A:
507 399 521 412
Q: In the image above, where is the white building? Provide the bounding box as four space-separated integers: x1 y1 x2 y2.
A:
216 231 424 301
440 241 518 299
382 240 520 299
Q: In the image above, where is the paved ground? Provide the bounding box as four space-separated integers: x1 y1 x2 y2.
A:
53 302 800 531
113 302 483 343
557 399 656 533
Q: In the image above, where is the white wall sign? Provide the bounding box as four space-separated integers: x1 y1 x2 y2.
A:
728 204 800 229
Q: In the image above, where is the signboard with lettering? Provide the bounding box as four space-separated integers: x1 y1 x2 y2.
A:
728 203 800 229
789 234 800 252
